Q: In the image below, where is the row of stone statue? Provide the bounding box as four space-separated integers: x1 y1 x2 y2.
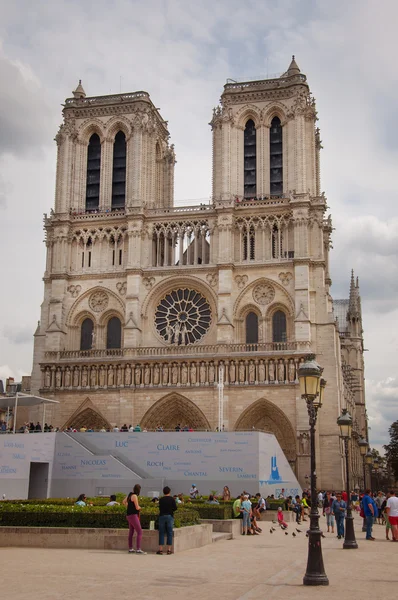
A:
42 357 301 389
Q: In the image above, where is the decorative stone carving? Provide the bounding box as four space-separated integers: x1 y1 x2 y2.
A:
89 291 109 313
116 282 127 296
67 284 81 298
278 360 285 383
155 288 211 345
279 272 293 286
190 363 197 385
288 359 295 383
248 361 255 384
206 273 218 287
269 360 275 382
299 432 310 455
153 364 160 385
253 283 275 305
143 276 155 290
125 365 132 386
235 275 248 289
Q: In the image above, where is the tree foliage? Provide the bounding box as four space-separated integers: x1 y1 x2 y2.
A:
384 420 398 481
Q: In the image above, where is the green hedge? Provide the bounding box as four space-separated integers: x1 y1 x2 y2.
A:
0 504 199 529
191 504 233 520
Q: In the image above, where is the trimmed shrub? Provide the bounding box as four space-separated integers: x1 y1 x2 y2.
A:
0 503 199 529
192 504 233 520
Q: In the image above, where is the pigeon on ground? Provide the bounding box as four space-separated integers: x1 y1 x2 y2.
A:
292 532 296 537
270 528 273 534
306 533 309 537
321 533 326 538
296 528 302 533
285 531 289 536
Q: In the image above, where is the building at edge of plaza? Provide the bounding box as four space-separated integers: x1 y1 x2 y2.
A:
30 57 367 491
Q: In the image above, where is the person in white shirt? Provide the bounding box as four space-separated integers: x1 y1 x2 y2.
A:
106 494 119 506
386 490 398 541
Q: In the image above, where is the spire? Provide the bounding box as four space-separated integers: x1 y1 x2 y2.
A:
348 269 356 313
72 80 86 99
287 55 300 76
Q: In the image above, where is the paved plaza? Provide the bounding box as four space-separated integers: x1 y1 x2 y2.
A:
3 516 396 600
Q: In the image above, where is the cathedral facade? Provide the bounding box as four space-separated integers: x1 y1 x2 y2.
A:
31 58 367 490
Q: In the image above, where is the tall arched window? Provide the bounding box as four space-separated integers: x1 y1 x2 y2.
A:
112 131 126 209
80 318 94 350
246 312 259 344
106 317 122 349
86 133 101 211
243 226 255 261
270 117 283 196
272 310 287 343
244 119 256 198
272 223 283 259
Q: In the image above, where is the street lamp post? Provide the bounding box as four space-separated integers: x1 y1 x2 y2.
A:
373 457 379 491
298 356 329 586
337 409 358 549
358 438 368 490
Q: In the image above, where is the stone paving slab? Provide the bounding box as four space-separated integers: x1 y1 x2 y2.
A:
1 515 395 600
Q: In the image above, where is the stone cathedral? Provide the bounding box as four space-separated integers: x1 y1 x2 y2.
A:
31 57 367 489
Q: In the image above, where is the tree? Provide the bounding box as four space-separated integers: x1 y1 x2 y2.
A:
384 420 398 481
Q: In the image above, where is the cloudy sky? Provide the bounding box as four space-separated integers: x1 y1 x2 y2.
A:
0 0 396 451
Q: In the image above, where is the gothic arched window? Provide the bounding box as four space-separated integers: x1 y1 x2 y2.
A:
106 317 122 349
86 133 101 211
243 226 255 261
80 318 94 351
272 223 283 259
270 117 283 196
246 312 259 344
112 131 126 209
272 310 287 343
244 119 256 198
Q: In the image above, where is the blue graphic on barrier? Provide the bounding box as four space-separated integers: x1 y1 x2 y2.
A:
269 455 282 482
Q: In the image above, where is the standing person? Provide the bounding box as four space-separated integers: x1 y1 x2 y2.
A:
323 491 335 534
222 486 231 501
157 486 177 555
331 492 346 539
386 490 398 542
189 484 199 499
241 494 252 535
375 491 385 525
123 484 146 554
361 489 376 541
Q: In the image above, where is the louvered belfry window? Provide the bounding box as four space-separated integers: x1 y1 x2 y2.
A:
86 134 101 210
270 117 283 196
244 119 256 198
112 131 126 209
80 318 94 350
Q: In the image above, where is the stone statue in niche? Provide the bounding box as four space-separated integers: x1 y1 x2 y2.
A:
107 366 114 386
200 362 206 384
288 359 295 383
117 366 123 387
166 325 174 344
153 364 160 385
172 363 178 385
55 369 62 388
134 365 141 386
190 363 197 384
278 360 285 383
99 366 106 387
144 365 151 385
173 322 181 344
248 362 255 384
64 368 71 388
81 367 88 387
125 365 132 386
45 369 51 388
229 361 236 384
258 361 265 382
239 362 245 383
181 324 188 345
162 364 169 385
73 368 79 387
208 362 215 384
90 367 97 388
269 360 275 382
181 363 188 384
299 432 310 455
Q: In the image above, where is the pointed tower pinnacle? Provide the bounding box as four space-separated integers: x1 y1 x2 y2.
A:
348 269 359 314
287 55 300 76
72 80 86 99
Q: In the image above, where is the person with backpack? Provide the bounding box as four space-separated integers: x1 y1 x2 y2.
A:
322 491 335 534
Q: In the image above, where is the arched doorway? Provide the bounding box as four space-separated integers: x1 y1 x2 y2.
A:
62 398 112 431
141 393 211 431
234 398 297 462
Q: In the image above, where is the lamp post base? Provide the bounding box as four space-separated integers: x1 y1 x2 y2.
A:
303 517 329 586
343 512 358 549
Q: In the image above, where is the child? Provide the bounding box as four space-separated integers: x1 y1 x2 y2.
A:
277 506 288 529
241 494 252 535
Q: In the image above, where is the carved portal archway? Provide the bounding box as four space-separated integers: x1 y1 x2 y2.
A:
141 393 211 431
62 398 111 431
234 398 297 462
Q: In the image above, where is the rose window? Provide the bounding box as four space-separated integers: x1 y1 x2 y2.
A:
155 288 211 345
